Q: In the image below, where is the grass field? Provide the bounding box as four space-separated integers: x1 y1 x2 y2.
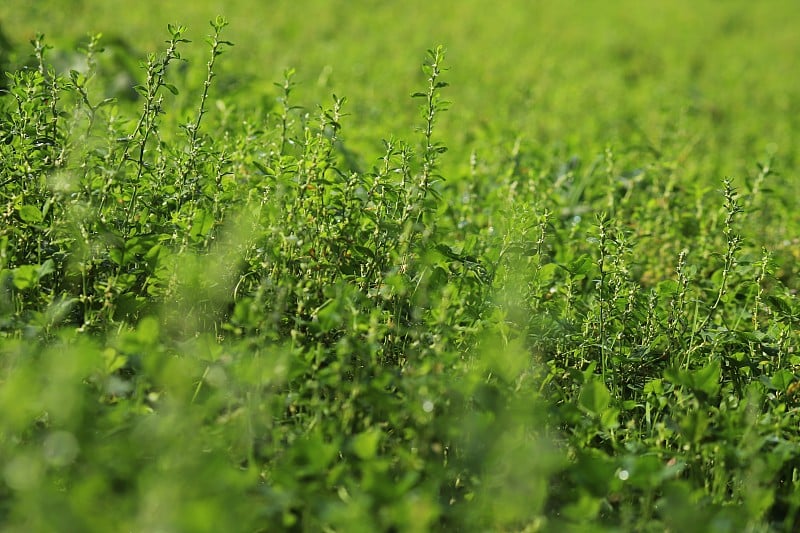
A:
2 1 800 531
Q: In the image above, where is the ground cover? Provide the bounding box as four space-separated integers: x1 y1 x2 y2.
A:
1 2 800 531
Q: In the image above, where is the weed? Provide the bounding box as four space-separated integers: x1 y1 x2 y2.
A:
1 5 800 532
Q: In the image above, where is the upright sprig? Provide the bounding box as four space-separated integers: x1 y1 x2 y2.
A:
666 249 691 364
69 33 114 136
31 33 65 168
179 16 233 194
752 247 771 331
31 33 51 76
596 212 610 384
275 68 299 154
710 179 743 316
412 45 449 201
118 24 189 228
687 179 743 360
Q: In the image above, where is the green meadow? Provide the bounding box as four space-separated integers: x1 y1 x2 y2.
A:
1 1 800 531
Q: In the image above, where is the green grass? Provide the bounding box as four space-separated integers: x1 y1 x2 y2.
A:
2 2 800 531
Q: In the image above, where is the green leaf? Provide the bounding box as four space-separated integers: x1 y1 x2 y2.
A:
766 295 794 317
600 407 620 429
351 430 381 460
643 378 663 395
579 379 611 415
564 254 593 279
663 367 690 388
354 245 375 260
102 347 128 374
137 316 160 344
656 279 679 297
771 369 795 391
190 209 214 238
315 299 342 332
690 360 721 397
109 247 123 266
38 259 55 279
562 492 602 523
537 262 559 284
11 265 39 290
679 409 709 444
10 260 53 290
18 204 43 223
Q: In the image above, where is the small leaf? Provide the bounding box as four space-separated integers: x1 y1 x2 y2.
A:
664 366 692 389
679 409 709 444
109 247 123 266
37 259 55 280
103 347 128 374
252 160 273 176
315 299 342 332
766 295 794 317
137 316 160 344
771 369 795 391
190 209 214 238
564 254 593 278
579 379 611 415
351 430 381 460
643 378 663 395
18 205 43 223
213 15 229 29
656 279 679 297
600 407 620 429
690 360 720 397
354 245 375 260
11 265 39 290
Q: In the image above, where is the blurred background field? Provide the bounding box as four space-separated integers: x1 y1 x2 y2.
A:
2 0 798 177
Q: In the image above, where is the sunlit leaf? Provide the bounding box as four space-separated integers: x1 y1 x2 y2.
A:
579 379 611 415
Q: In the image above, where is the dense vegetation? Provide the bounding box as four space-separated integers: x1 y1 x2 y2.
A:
1 2 800 531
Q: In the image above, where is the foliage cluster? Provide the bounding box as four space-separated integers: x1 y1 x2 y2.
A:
1 6 800 532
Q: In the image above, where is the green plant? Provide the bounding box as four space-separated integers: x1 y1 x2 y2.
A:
2 3 800 531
